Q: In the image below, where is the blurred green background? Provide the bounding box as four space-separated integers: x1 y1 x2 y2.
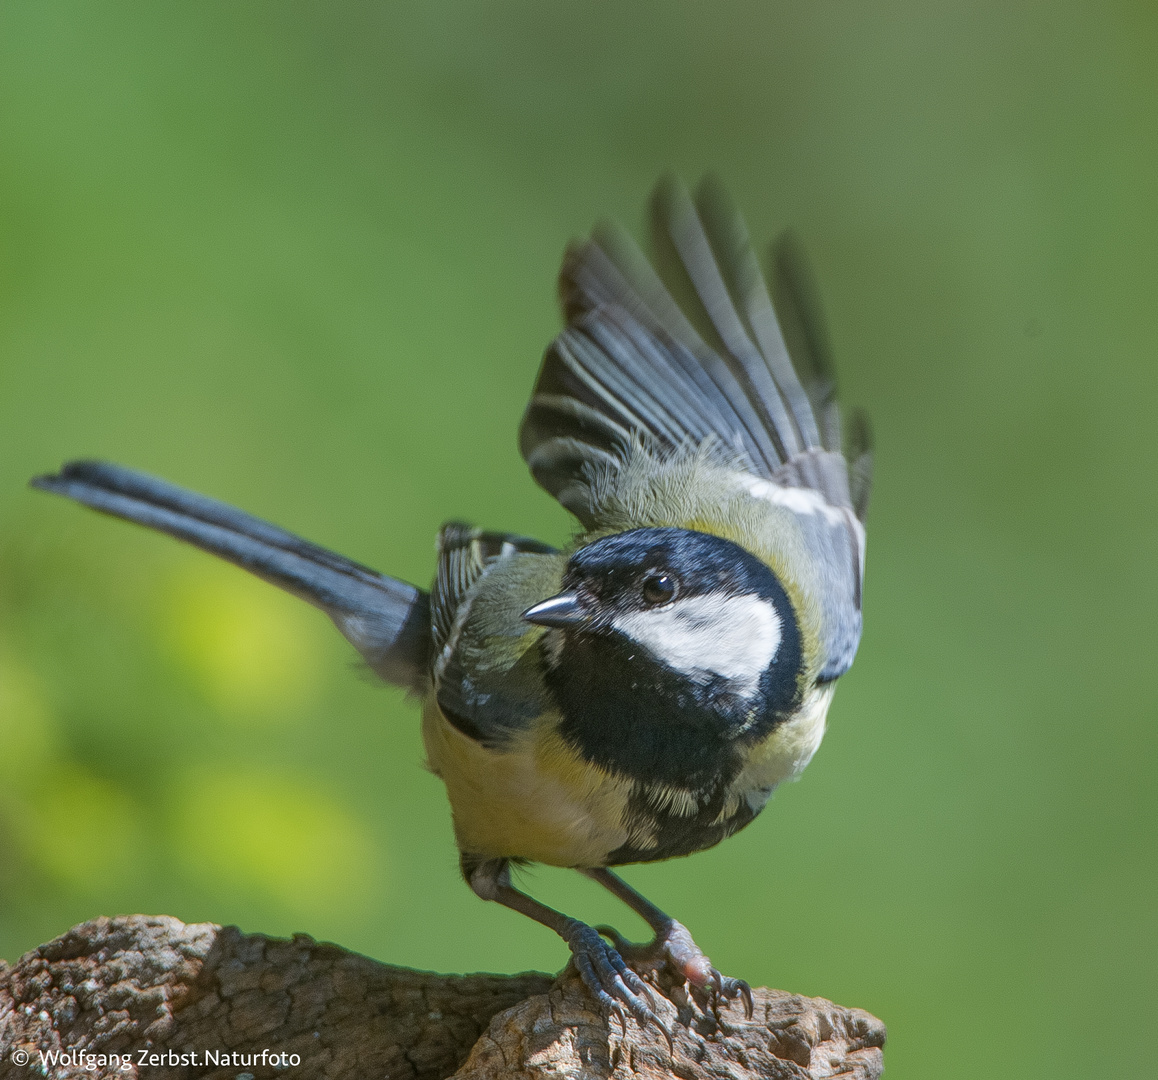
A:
1 3 1155 1076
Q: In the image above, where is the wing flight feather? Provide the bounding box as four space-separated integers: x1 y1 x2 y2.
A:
520 176 872 680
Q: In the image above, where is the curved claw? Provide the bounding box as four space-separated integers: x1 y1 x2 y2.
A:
703 972 753 1023
563 921 659 1030
593 919 753 1025
723 976 754 1020
608 1001 629 1037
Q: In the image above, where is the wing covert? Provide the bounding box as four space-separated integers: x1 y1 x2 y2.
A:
431 523 560 747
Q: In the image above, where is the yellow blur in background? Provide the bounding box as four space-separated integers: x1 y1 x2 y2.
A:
159 563 324 719
168 766 380 921
1 4 1156 1078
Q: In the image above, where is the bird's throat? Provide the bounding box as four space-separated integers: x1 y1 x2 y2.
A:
543 631 767 789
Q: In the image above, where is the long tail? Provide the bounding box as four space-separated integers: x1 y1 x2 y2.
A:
31 461 432 693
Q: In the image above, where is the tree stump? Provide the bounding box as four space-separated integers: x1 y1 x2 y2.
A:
0 916 884 1079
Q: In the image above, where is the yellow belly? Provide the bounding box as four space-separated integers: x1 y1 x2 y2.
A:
421 701 632 867
421 684 833 868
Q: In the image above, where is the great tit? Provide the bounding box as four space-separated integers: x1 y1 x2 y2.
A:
32 176 870 1028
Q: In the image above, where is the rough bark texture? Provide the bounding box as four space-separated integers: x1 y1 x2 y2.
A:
0 916 884 1080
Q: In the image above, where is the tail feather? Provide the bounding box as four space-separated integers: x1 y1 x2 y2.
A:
31 461 432 693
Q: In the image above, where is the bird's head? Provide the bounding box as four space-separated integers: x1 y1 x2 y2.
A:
523 526 803 722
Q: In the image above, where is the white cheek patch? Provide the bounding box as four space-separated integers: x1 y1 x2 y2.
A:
612 593 782 698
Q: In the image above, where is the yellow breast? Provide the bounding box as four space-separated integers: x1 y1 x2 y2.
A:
727 681 834 816
421 701 633 868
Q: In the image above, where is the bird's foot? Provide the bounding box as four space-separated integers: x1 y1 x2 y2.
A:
595 919 753 1024
560 918 666 1036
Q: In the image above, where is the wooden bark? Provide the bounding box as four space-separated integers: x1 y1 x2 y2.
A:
0 916 884 1079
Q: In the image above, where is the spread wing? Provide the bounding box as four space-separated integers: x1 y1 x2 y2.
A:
519 176 871 680
431 523 561 746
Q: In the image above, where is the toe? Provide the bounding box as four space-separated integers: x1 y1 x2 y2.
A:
565 923 660 1029
708 972 753 1021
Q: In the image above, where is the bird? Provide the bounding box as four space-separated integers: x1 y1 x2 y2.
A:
31 175 871 1029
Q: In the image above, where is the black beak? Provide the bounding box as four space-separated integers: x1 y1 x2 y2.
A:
522 592 589 628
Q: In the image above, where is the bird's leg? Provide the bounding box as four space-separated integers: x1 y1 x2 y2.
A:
464 857 659 1029
582 867 753 1019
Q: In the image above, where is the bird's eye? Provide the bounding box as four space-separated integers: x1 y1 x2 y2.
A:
641 573 677 606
